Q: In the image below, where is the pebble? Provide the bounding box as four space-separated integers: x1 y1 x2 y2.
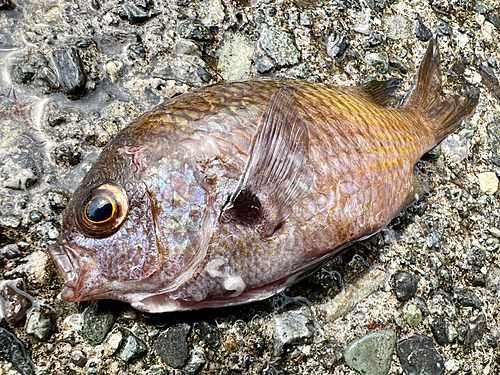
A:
119 334 147 362
4 251 49 284
53 143 82 167
389 56 408 74
196 65 212 83
104 60 124 82
0 327 35 375
344 330 396 375
426 229 443 249
454 289 482 310
403 304 422 327
0 244 20 260
198 321 219 348
382 14 412 40
70 350 87 367
325 268 386 322
326 34 349 59
299 11 314 27
273 306 315 356
444 359 460 374
217 33 253 81
25 310 53 341
155 323 191 369
437 20 452 36
413 296 430 317
39 66 60 89
52 47 87 97
487 118 500 167
0 152 39 190
182 349 206 375
178 19 213 42
468 247 486 269
393 271 418 302
125 4 156 24
366 0 387 12
396 335 444 375
364 31 385 48
430 316 449 346
487 13 500 30
413 13 432 42
464 314 486 352
12 64 35 84
478 172 498 194
366 52 389 74
83 301 118 345
440 133 469 162
104 331 123 357
259 24 301 68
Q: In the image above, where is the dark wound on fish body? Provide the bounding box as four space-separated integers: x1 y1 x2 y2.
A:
49 37 479 313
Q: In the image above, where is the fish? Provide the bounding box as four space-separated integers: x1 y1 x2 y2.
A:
49 37 478 313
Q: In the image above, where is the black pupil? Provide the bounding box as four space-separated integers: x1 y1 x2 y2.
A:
86 196 113 222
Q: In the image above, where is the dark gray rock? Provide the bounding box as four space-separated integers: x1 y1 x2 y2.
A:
0 243 20 260
344 330 396 375
366 52 389 74
437 20 451 36
12 64 35 84
396 335 444 375
366 0 387 12
364 31 385 48
464 314 487 352
39 66 60 89
178 20 214 42
454 289 482 310
0 327 35 375
389 56 408 74
125 4 156 24
128 42 147 59
83 301 118 345
487 117 500 168
413 296 430 317
413 13 432 42
53 143 82 167
273 306 315 356
196 65 212 83
430 316 449 346
393 271 418 302
327 34 348 59
198 321 219 348
259 24 301 68
155 323 191 369
468 247 486 269
25 311 53 341
52 47 87 97
0 152 39 190
119 335 148 362
70 350 87 367
487 13 500 30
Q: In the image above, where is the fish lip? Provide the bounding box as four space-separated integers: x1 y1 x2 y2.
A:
48 242 82 298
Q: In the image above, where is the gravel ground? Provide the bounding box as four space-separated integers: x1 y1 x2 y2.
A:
1 0 499 374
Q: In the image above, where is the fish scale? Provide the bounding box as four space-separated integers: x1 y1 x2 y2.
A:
49 38 479 312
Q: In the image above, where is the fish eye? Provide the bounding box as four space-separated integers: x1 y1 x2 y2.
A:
78 183 128 237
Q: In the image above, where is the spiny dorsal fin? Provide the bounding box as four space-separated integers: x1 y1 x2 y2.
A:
223 87 312 238
360 78 401 106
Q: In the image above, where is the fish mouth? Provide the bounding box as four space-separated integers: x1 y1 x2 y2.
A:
48 242 86 301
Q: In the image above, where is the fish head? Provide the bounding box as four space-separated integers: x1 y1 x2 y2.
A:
49 128 215 307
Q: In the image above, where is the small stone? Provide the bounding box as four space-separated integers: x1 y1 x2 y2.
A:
256 55 274 73
366 0 387 12
464 314 486 352
125 4 155 24
403 304 422 327
217 33 253 81
474 1 492 14
478 172 498 194
397 335 444 375
489 227 500 238
444 359 460 374
430 316 449 346
366 52 389 74
70 350 87 367
437 20 451 36
413 296 430 317
441 133 469 162
0 244 20 260
0 0 14 10
182 349 206 375
129 42 146 59
196 65 212 83
104 331 123 357
155 323 191 369
259 24 301 68
119 334 147 362
29 210 43 223
326 34 348 58
325 268 386 322
53 143 82 167
389 56 408 74
198 321 219 348
393 271 418 302
39 66 60 89
12 64 35 84
0 151 39 190
364 31 385 48
104 60 124 82
83 301 118 345
273 306 315 356
344 330 396 375
0 327 35 375
299 11 314 27
487 13 500 30
223 335 238 352
454 289 482 310
25 311 53 341
413 13 432 42
178 19 213 42
426 229 443 249
52 47 87 96
4 251 49 284
382 14 412 40
0 279 32 325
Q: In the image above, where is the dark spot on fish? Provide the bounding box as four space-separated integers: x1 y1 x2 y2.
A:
223 189 262 226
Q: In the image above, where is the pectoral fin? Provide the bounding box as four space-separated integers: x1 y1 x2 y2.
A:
223 87 312 237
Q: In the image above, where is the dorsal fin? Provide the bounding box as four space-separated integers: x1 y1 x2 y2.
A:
222 87 312 238
359 78 401 106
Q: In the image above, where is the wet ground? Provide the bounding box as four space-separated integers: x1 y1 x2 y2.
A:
1 0 499 374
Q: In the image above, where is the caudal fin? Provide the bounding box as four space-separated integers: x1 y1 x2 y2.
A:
405 36 479 143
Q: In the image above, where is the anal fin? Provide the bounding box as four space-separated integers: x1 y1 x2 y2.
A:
360 78 402 106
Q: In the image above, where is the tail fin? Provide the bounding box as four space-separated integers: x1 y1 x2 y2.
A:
405 36 479 143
